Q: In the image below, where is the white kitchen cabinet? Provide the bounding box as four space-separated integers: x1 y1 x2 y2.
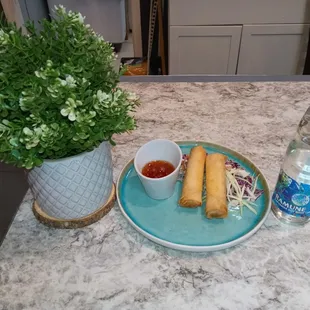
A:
168 0 310 75
237 24 310 75
169 26 242 75
169 0 310 26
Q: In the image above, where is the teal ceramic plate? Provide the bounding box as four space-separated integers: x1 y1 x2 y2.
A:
116 141 271 252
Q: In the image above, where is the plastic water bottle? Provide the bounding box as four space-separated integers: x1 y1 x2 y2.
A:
272 107 310 225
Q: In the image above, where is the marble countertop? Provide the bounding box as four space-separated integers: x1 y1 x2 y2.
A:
1 82 310 310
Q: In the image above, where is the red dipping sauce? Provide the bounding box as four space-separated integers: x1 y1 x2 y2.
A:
142 160 175 179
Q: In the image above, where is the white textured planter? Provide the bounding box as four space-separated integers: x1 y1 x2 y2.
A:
28 142 113 220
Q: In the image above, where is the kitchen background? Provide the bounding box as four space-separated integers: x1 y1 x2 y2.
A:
3 0 310 76
1 0 310 243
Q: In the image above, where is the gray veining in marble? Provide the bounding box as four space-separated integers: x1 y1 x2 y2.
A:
1 82 310 310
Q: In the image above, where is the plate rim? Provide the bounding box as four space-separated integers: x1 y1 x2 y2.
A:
116 140 271 252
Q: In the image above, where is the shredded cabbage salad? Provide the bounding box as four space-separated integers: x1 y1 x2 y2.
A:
178 154 264 216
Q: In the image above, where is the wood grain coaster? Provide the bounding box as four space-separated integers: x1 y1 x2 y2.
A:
32 183 116 229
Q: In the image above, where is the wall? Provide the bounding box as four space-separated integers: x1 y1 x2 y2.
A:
18 0 49 30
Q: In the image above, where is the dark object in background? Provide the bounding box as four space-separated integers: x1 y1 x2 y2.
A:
303 30 310 74
150 56 163 75
157 0 166 75
112 43 122 54
0 163 28 246
139 0 168 75
163 0 168 74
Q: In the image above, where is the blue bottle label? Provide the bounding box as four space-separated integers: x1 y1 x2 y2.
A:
272 170 310 217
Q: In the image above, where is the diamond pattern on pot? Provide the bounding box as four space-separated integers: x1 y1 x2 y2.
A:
28 142 113 220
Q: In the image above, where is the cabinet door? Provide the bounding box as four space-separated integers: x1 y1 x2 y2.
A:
237 24 310 75
169 26 242 75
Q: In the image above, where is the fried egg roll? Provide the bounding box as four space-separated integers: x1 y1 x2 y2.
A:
179 146 206 207
205 153 228 218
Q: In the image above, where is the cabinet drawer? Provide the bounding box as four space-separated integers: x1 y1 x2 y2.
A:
237 24 310 75
169 26 242 75
169 0 310 25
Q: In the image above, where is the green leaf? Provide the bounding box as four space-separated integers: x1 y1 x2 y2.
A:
0 7 138 169
11 149 20 158
9 137 19 146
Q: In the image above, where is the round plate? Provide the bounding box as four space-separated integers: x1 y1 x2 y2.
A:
116 141 271 252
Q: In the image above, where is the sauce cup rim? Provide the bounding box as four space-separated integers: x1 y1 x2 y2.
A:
134 139 183 182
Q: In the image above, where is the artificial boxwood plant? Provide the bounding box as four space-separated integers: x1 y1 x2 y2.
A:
0 6 138 169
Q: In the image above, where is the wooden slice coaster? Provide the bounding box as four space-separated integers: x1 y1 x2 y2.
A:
32 183 116 229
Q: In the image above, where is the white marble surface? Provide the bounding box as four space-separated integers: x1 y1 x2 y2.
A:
1 82 310 310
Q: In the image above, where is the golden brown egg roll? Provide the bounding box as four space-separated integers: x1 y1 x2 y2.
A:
179 146 206 207
205 153 228 218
